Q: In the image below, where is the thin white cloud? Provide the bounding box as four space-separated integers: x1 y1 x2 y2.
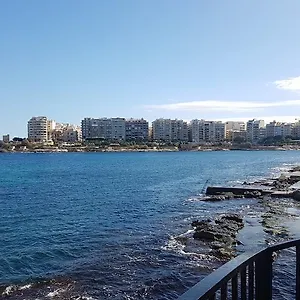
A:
220 116 299 124
274 76 300 91
145 100 300 113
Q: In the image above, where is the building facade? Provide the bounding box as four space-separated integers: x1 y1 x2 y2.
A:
246 119 265 143
189 119 225 143
28 116 49 142
51 123 82 143
152 119 188 142
81 117 126 141
125 118 149 141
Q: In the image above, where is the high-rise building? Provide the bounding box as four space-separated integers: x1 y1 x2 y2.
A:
266 121 283 137
246 119 265 143
189 120 225 143
125 118 149 141
28 116 49 142
292 121 300 139
152 119 188 142
81 117 126 141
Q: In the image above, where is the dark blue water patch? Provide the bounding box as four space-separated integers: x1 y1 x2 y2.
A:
1 151 300 299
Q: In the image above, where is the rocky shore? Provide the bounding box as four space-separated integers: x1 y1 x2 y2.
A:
191 213 244 260
182 165 300 262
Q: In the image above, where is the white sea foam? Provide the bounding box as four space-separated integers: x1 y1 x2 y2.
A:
46 290 60 297
2 285 16 296
19 284 32 290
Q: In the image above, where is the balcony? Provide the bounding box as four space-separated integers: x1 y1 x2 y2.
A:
178 239 300 300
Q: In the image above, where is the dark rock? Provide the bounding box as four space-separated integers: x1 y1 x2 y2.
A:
289 166 300 172
210 241 224 249
191 213 244 259
244 190 261 198
292 190 300 201
219 213 243 224
193 230 216 241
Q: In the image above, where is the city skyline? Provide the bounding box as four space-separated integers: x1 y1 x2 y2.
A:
2 115 300 139
1 1 300 137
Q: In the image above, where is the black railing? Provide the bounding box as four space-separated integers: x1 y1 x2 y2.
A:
178 239 300 300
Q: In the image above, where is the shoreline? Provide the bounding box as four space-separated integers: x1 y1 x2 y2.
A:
173 164 300 263
1 146 300 154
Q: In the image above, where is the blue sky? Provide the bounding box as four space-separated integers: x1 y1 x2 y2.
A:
1 0 300 137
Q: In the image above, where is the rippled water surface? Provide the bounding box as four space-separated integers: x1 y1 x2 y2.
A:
1 151 300 299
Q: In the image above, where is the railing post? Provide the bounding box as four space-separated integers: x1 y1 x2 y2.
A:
255 249 273 300
296 245 300 300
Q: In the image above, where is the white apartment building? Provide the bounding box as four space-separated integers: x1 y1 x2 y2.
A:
81 117 126 141
28 116 49 142
51 123 82 143
152 119 188 142
225 121 245 131
246 119 265 143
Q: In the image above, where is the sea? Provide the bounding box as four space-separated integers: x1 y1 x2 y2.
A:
1 151 300 299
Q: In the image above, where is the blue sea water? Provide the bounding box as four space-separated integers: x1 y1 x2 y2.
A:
1 151 300 299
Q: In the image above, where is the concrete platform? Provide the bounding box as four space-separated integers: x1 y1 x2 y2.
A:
206 186 272 196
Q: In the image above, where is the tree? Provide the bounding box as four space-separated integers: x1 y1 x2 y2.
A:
233 136 246 144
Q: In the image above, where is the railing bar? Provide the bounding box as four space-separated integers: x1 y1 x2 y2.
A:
178 239 300 300
231 275 238 300
208 294 216 300
240 268 247 300
248 261 254 300
255 250 273 300
296 245 300 300
221 283 227 300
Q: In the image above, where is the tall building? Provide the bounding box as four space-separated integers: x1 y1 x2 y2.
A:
266 121 283 137
81 117 126 141
292 121 300 139
189 120 225 143
28 116 49 142
246 119 265 143
152 119 188 142
125 118 149 141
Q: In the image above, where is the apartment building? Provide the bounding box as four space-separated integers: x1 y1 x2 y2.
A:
292 121 300 139
189 120 225 143
246 119 265 143
81 117 126 141
125 118 149 141
51 123 82 143
152 119 188 142
225 121 246 140
28 116 49 142
266 121 293 138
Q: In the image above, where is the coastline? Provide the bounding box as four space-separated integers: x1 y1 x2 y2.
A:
1 145 300 153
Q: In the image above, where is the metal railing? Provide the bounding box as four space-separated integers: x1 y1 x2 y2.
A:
178 239 300 300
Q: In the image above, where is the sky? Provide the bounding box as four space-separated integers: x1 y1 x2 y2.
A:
1 0 300 137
